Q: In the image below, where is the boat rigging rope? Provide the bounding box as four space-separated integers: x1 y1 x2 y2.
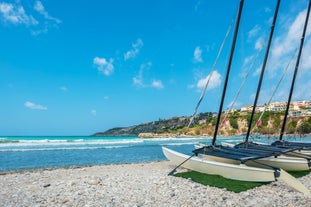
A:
245 0 281 142
186 19 234 130
220 40 266 126
280 0 311 140
251 48 297 133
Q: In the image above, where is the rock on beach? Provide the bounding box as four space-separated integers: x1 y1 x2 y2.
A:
0 161 310 206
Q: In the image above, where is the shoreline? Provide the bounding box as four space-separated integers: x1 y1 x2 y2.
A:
137 132 311 139
1 161 310 206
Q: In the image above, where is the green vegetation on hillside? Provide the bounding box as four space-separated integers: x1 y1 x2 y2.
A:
93 111 311 136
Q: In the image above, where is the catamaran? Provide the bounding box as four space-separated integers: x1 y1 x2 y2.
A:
227 0 311 157
163 0 311 194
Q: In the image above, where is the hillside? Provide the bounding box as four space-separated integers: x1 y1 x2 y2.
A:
92 112 213 137
92 111 311 137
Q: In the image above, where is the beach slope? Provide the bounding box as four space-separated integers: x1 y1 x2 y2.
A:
0 161 310 206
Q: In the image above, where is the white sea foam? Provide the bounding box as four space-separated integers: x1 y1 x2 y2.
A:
0 139 144 148
0 145 128 152
141 137 204 142
161 142 200 146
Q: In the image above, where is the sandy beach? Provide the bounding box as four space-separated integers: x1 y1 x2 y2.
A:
0 161 310 207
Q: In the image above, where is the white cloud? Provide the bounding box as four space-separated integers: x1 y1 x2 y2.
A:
91 109 96 116
194 0 202 12
24 101 47 110
248 25 261 38
253 64 262 77
0 2 38 26
271 9 309 60
268 8 311 79
93 57 114 76
242 55 254 68
31 1 61 35
133 76 144 87
193 46 203 63
197 70 222 90
31 27 48 35
0 1 61 35
132 62 164 89
34 0 61 24
187 84 195 89
239 55 254 77
60 86 68 92
264 7 271 13
292 77 311 100
301 38 311 70
255 37 264 50
124 38 143 60
151 80 164 89
133 62 152 87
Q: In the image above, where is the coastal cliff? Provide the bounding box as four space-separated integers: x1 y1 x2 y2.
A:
92 112 213 137
93 111 311 137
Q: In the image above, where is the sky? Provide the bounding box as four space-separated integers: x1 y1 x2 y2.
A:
1 0 311 136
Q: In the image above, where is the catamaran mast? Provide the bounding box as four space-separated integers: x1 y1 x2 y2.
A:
279 0 311 140
251 49 297 132
212 0 244 145
245 0 280 142
187 20 234 130
221 41 265 126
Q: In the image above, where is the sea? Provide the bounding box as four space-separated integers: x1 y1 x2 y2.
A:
1 135 311 173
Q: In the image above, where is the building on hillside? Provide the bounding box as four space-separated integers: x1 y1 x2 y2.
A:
288 110 302 117
224 108 238 113
238 100 311 117
256 105 265 112
267 101 287 112
240 105 265 113
241 105 253 113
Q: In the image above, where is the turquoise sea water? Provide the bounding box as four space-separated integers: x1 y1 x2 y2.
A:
0 135 310 172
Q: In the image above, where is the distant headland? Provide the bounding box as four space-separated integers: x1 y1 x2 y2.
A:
93 101 311 138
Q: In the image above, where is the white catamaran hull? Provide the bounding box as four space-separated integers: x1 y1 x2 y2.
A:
296 150 311 156
215 143 311 171
259 142 311 156
162 147 276 182
163 147 311 194
203 154 310 171
222 142 311 156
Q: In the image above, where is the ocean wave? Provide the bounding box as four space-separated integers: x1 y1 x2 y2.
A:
0 139 144 147
141 137 205 142
0 145 129 152
220 139 244 143
0 138 20 144
161 142 200 146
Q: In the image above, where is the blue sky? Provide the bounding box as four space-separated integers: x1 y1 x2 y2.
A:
1 0 311 136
